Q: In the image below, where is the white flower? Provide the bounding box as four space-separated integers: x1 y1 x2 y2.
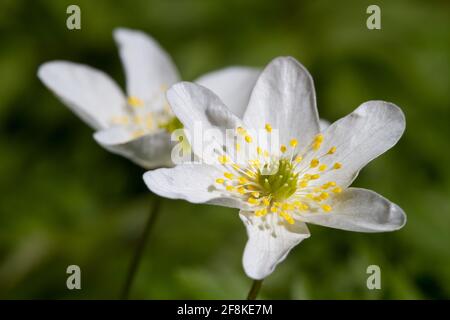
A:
143 56 406 280
38 28 259 168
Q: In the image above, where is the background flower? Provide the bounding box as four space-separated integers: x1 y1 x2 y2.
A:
38 28 259 168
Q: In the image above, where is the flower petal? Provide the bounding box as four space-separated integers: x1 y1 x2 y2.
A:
166 82 245 161
310 101 406 188
94 126 173 169
240 211 310 280
319 118 330 131
114 28 180 106
301 188 406 232
195 67 260 118
243 56 320 149
144 164 251 209
38 61 126 130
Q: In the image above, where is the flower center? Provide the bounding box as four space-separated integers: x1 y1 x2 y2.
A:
214 123 344 225
257 158 298 201
109 85 183 137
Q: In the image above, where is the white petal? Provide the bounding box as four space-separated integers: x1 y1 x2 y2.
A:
319 118 330 131
195 67 260 118
166 82 244 161
114 28 180 106
240 211 310 280
94 126 173 169
243 56 320 149
144 165 251 209
38 61 126 130
301 188 406 232
311 101 406 187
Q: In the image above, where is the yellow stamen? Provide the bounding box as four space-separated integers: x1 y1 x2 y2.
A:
333 162 342 169
290 139 298 147
265 123 272 133
332 187 342 193
310 158 319 168
218 155 229 164
245 135 252 143
280 145 287 153
319 164 327 171
128 96 144 107
295 156 303 163
322 204 332 212
224 172 234 179
215 178 225 184
327 146 337 154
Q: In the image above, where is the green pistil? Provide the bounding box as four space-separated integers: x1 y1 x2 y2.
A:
159 116 183 133
257 158 298 201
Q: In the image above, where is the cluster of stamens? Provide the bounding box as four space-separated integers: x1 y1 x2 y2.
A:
214 124 343 225
110 85 182 138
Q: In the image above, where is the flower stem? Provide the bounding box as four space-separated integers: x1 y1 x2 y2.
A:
246 279 264 300
120 195 162 299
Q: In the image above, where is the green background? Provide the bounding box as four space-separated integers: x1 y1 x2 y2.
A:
0 0 449 299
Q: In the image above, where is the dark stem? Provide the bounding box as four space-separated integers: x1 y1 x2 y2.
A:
120 196 162 299
246 279 264 300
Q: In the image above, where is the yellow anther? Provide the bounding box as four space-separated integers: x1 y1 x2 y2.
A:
328 181 337 187
226 185 234 192
265 123 272 133
218 155 230 164
248 197 259 205
255 209 264 217
310 174 320 180
303 174 312 180
270 206 278 213
290 139 298 147
237 187 246 194
245 135 253 143
215 178 225 184
310 158 320 168
262 198 270 206
327 146 337 154
251 192 260 198
239 177 248 184
333 162 342 169
322 204 332 212
315 134 324 142
256 147 262 155
332 187 342 193
300 180 308 188
127 96 144 107
264 150 269 157
280 212 295 224
319 164 327 171
224 172 234 179
235 143 241 152
320 192 329 200
295 156 303 163
273 202 281 207
280 145 287 153
237 126 246 135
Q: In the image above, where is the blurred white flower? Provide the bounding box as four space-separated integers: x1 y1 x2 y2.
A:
144 56 407 280
38 28 259 168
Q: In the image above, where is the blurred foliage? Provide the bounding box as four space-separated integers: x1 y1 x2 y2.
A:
0 0 449 299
